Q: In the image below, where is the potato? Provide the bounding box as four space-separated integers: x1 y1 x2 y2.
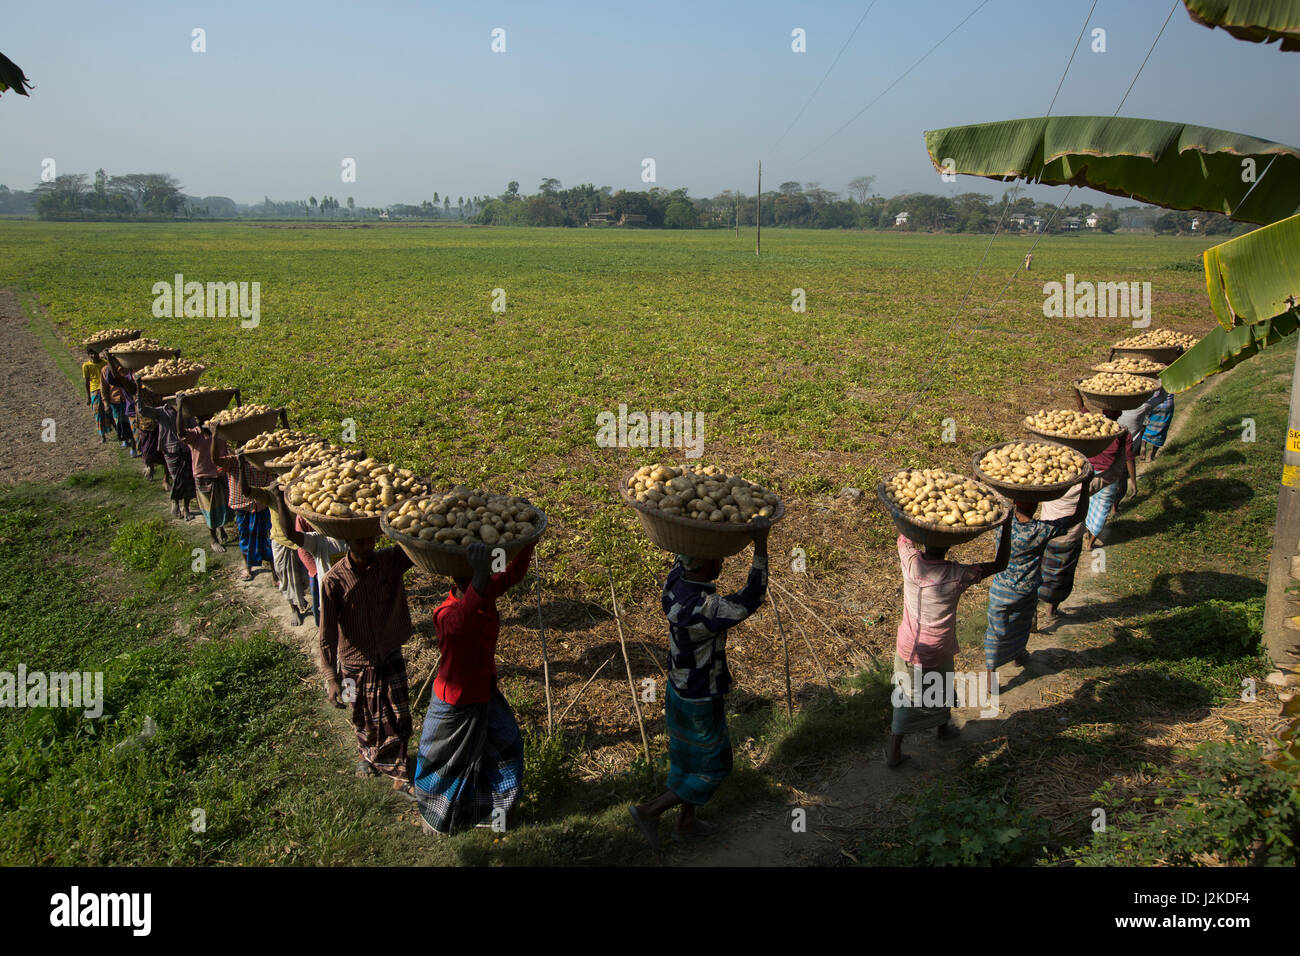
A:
1094 357 1165 374
290 458 428 517
244 428 318 451
138 357 203 379
1114 329 1197 350
209 403 275 427
387 489 542 548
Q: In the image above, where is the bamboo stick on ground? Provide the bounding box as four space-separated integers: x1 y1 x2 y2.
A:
781 593 838 699
533 554 554 735
608 566 652 769
557 654 616 725
770 598 794 719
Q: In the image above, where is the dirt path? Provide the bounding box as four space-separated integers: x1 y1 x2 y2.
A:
676 374 1231 866
0 289 117 483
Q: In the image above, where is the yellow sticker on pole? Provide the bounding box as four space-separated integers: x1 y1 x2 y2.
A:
1289 429 1300 454
1285 464 1300 488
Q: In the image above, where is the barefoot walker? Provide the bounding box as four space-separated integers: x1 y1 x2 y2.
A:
630 516 770 847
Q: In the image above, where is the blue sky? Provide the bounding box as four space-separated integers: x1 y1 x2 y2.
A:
4 0 1298 207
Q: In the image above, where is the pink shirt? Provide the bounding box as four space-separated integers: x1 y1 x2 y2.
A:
896 535 983 667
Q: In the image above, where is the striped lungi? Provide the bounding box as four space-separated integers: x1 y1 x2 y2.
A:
984 583 1037 670
272 541 309 612
109 400 133 442
1038 524 1084 605
1085 480 1123 538
414 684 524 834
194 476 230 530
164 448 195 501
665 682 732 806
892 653 954 735
138 425 164 467
345 651 413 782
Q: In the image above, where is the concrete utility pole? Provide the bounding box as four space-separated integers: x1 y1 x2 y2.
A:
1263 302 1300 677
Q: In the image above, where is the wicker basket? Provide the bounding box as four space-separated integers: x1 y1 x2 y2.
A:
973 441 1093 503
84 330 140 353
876 481 1009 549
620 480 784 559
137 365 205 396
214 408 283 445
1110 345 1181 365
381 501 548 578
1075 375 1159 411
174 388 237 422
242 442 304 470
1023 423 1118 458
108 347 177 372
285 498 383 540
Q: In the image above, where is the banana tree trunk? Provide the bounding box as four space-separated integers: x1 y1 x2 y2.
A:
1263 341 1300 672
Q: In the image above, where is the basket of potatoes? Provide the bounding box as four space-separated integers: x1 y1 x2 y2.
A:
621 463 784 559
973 440 1091 503
136 357 206 396
1111 329 1196 365
1075 372 1160 411
878 469 1010 548
84 328 141 352
1024 409 1124 457
266 440 364 476
106 338 178 372
240 428 320 469
173 386 238 423
380 487 548 577
286 458 429 539
209 404 283 445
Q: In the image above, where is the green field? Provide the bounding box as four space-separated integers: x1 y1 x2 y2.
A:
0 222 1218 600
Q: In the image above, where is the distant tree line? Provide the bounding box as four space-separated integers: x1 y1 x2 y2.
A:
0 169 1242 236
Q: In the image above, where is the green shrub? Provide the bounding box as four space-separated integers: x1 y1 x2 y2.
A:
110 519 191 590
861 786 1051 866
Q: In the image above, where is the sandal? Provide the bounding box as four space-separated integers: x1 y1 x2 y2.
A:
355 760 379 778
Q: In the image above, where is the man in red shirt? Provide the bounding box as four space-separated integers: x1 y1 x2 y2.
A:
319 535 416 792
413 540 535 835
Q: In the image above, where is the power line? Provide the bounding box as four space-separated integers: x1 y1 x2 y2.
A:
771 0 880 153
1045 0 1098 116
790 0 992 167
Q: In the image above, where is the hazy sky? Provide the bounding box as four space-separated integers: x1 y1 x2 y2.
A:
4 0 1299 207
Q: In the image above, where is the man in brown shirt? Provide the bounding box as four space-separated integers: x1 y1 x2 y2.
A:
319 536 415 791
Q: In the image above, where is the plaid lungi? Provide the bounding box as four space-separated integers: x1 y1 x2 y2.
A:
194 476 230 530
1143 397 1174 448
665 682 732 806
984 583 1037 670
892 653 954 735
1085 480 1123 538
345 651 412 782
163 448 195 501
1038 524 1084 605
138 425 164 467
272 541 309 612
234 507 274 567
414 685 524 834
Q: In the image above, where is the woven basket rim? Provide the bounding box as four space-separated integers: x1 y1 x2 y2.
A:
284 498 384 539
972 440 1094 499
618 472 785 534
1022 423 1121 452
876 479 1010 537
84 331 141 351
1091 361 1167 374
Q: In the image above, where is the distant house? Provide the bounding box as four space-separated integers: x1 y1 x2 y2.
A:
1085 213 1099 228
586 211 614 226
1025 215 1045 232
619 213 648 227
1191 217 1201 231
1062 216 1083 231
894 211 910 226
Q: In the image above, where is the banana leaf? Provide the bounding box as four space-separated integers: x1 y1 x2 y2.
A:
1204 213 1300 329
1160 310 1299 392
1183 0 1300 51
924 116 1300 225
